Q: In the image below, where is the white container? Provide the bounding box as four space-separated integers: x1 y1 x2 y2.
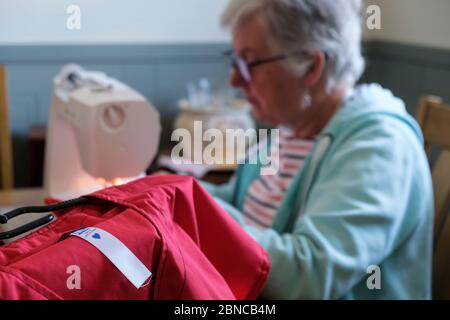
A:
173 98 256 167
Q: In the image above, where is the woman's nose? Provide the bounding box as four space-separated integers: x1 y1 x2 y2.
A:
229 68 246 88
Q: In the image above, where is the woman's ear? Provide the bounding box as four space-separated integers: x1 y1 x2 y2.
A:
302 52 326 89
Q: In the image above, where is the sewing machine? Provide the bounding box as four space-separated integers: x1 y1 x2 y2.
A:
44 64 161 200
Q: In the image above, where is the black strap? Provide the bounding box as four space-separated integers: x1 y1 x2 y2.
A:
0 197 90 241
0 215 55 240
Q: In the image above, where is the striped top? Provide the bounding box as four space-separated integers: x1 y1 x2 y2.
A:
242 127 314 229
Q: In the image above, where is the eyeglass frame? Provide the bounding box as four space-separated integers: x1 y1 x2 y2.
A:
223 49 319 83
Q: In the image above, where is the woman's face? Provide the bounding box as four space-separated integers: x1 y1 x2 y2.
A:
230 13 306 127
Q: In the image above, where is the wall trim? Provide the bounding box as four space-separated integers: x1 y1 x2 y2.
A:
363 40 450 69
0 43 231 65
1 41 450 68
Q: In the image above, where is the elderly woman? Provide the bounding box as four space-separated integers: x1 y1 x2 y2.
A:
201 0 434 299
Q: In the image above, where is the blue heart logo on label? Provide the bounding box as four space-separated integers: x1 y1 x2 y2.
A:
92 233 101 239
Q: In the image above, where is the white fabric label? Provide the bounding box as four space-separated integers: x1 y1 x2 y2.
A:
71 227 152 289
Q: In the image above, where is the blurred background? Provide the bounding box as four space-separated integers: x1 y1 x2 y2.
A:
0 0 449 187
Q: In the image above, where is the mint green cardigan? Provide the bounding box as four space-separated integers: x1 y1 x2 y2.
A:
201 84 434 300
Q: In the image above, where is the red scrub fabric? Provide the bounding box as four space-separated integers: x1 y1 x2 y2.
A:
0 175 270 300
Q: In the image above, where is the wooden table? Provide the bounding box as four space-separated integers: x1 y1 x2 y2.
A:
0 188 46 206
0 188 48 244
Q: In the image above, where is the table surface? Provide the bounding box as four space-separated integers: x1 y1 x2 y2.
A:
0 187 46 206
0 188 48 243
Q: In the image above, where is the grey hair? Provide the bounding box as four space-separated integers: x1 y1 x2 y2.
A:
221 0 365 89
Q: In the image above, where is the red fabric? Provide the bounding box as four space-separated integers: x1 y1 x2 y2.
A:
0 175 270 300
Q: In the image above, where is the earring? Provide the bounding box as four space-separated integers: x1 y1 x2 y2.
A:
303 92 312 109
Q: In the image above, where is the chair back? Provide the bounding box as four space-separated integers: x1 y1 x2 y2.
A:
416 95 450 299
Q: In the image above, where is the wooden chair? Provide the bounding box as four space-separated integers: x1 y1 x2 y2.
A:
0 65 14 190
416 96 450 299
